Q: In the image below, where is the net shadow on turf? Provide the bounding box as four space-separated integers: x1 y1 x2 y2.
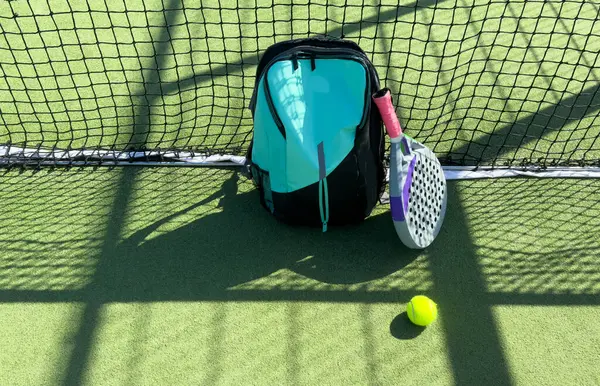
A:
2 168 600 384
0 167 426 299
0 1 599 384
56 2 191 383
456 178 600 298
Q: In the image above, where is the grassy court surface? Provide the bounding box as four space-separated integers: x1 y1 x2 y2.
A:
1 0 599 164
0 167 599 385
1 0 600 384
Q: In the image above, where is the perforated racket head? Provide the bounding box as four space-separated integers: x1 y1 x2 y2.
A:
404 147 446 248
391 139 447 249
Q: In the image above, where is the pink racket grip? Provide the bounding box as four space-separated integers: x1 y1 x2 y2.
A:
372 88 403 140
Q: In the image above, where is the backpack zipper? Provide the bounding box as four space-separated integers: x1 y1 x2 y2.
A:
263 75 286 139
317 141 329 232
261 46 373 139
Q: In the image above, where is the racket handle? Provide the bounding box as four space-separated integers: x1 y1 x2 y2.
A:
372 88 403 141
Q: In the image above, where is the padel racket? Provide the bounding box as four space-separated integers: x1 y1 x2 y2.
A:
372 88 447 249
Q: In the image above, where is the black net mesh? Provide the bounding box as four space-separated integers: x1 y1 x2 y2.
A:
0 0 599 167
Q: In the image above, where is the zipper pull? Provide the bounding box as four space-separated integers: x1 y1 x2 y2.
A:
317 142 329 233
322 178 329 233
310 55 316 71
319 178 329 233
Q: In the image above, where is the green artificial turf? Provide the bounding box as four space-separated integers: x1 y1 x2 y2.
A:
0 167 599 385
1 0 600 384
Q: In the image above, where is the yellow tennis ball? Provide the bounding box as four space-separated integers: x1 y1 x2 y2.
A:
406 295 438 326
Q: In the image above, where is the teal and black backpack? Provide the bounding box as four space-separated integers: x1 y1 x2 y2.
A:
245 37 386 231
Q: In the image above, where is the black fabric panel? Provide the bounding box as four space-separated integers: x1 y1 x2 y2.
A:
367 62 387 206
270 150 366 227
354 65 386 216
354 118 380 218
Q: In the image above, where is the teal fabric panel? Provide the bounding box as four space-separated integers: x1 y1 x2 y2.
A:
251 75 288 193
267 58 367 192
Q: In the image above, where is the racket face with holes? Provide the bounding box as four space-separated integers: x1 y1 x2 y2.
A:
389 136 447 249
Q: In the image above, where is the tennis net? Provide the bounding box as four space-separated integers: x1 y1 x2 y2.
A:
0 0 599 168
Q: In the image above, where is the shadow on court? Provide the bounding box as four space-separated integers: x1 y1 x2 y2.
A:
63 167 423 386
389 312 425 340
3 168 600 385
1 0 598 384
101 171 422 301
67 169 512 385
